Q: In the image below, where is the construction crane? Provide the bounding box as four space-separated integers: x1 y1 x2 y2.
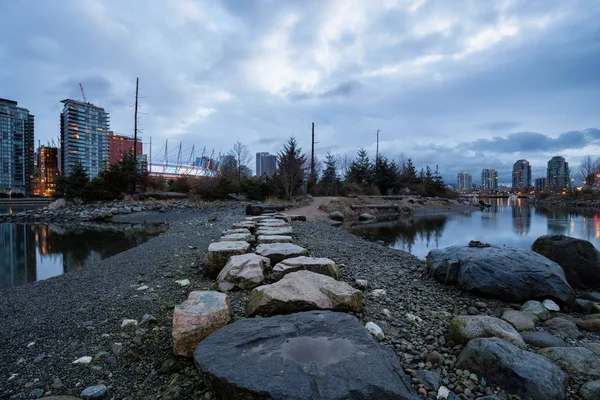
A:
79 83 87 103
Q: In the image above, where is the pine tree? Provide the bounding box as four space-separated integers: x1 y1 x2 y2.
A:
277 137 307 199
67 162 89 199
319 152 339 195
346 148 373 186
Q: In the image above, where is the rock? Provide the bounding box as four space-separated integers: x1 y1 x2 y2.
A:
543 299 560 311
47 198 66 210
355 279 368 290
194 310 420 400
329 210 345 221
580 380 600 400
426 351 445 367
246 270 363 317
501 310 535 331
132 206 142 212
519 331 568 348
172 291 230 357
447 316 525 348
29 389 44 398
231 221 256 231
175 279 190 286
438 386 451 400
208 215 217 222
359 213 376 221
258 219 288 227
121 319 138 327
256 235 293 244
538 346 600 377
370 288 386 297
288 214 307 221
255 243 309 265
474 301 488 309
222 228 252 236
573 299 596 314
272 256 340 280
72 356 92 365
581 291 600 302
413 370 441 391
543 317 581 339
577 316 600 331
426 245 575 304
521 300 550 321
81 384 107 399
217 253 269 292
457 338 568 400
205 241 251 278
255 226 293 236
140 313 157 326
365 322 384 340
585 342 600 356
531 234 600 289
220 232 256 244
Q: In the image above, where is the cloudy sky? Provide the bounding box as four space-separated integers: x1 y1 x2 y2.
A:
1 0 599 185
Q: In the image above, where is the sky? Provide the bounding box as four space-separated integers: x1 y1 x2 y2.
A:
1 0 599 185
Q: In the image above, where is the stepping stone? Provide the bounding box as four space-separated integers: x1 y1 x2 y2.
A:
520 331 568 348
258 219 289 227
217 254 270 292
255 243 308 265
272 256 340 280
194 311 419 400
221 228 251 236
246 270 362 317
255 226 293 236
232 221 257 232
256 235 293 244
245 215 272 222
220 233 256 244
172 291 230 357
205 241 251 278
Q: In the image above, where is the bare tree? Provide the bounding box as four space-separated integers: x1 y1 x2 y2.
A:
335 153 352 181
228 141 252 181
578 156 600 188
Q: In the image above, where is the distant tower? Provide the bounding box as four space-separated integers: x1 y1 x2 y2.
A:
456 171 472 193
546 156 570 190
255 152 277 177
481 169 498 192
512 159 532 192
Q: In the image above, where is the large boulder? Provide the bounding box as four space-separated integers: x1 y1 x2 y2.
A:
543 317 581 339
538 347 600 377
47 198 67 210
246 270 362 317
172 291 230 357
447 316 525 348
194 310 419 400
205 241 251 278
531 234 600 289
456 338 568 400
255 243 309 265
272 256 340 280
426 245 575 304
217 254 270 292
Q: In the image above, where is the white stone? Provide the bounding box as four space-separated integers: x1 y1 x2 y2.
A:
406 313 423 323
255 227 293 236
72 356 92 365
137 285 149 291
365 322 384 340
26 342 35 348
369 289 386 297
355 279 368 290
121 319 138 327
176 279 191 286
437 386 450 400
543 299 560 312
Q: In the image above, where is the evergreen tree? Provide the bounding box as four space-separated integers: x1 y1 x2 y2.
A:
346 148 373 186
277 137 307 199
319 152 339 195
67 162 89 199
373 155 398 195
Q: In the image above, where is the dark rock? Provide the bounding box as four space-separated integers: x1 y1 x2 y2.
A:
538 347 600 377
531 234 600 289
456 338 568 400
358 213 375 221
577 317 600 332
413 370 441 391
573 299 596 314
81 384 107 399
426 245 575 304
543 317 581 339
28 389 44 398
519 331 568 348
580 291 600 302
580 380 600 400
194 310 419 400
329 211 344 221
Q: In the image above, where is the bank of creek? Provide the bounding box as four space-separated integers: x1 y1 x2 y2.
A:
1 199 600 399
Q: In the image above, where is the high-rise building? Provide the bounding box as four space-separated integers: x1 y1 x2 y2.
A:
36 146 59 197
546 156 570 190
60 99 110 178
107 131 142 165
0 98 35 196
535 177 547 192
456 171 472 193
136 154 148 174
512 159 532 192
481 168 498 192
256 152 277 177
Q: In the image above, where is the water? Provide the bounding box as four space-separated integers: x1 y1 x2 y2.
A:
350 198 600 259
0 222 167 289
0 204 45 215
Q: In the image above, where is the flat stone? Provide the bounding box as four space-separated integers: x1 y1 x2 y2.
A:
519 331 568 348
232 221 257 232
501 310 535 331
220 233 256 244
447 316 525 348
538 347 600 377
194 310 420 400
272 256 340 280
258 219 289 227
543 299 560 311
205 241 251 278
521 300 550 321
543 317 581 339
217 253 270 292
81 384 107 399
255 226 293 236
172 291 230 357
255 243 308 265
256 235 293 244
246 270 363 317
221 228 252 236
72 356 92 365
457 338 568 400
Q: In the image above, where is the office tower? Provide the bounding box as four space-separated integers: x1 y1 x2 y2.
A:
60 99 110 178
456 171 472 193
36 146 59 196
256 152 277 177
0 98 35 196
481 168 498 191
107 131 142 165
535 177 547 192
512 159 532 192
546 156 570 190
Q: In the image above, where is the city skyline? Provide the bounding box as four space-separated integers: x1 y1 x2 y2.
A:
1 1 599 185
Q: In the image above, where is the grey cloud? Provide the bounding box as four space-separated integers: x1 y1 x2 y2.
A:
288 80 362 101
468 129 599 153
479 121 522 131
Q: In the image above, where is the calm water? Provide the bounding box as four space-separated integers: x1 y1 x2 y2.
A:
0 223 166 289
0 204 45 215
351 198 600 259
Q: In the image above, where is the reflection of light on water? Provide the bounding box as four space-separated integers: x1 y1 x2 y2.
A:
595 215 600 239
570 218 575 234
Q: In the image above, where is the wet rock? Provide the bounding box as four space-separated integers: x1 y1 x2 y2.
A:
205 241 251 278
365 322 384 340
413 370 441 391
256 235 293 244
519 331 568 348
426 245 575 304
521 300 550 321
246 270 363 317
457 338 568 400
329 210 345 221
543 299 560 312
254 243 309 265
81 384 107 399
272 256 340 280
217 253 269 292
172 291 230 357
359 213 376 221
543 317 581 339
194 310 420 400
580 380 600 400
501 310 535 331
531 234 600 289
447 316 525 347
538 346 600 377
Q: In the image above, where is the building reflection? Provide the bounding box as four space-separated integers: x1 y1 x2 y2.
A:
0 224 36 289
511 199 532 236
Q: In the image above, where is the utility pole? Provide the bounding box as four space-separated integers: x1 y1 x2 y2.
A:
149 136 152 174
375 129 380 166
311 122 315 187
132 77 139 194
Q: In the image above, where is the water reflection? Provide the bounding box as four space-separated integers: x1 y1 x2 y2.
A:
0 223 166 289
350 198 600 258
